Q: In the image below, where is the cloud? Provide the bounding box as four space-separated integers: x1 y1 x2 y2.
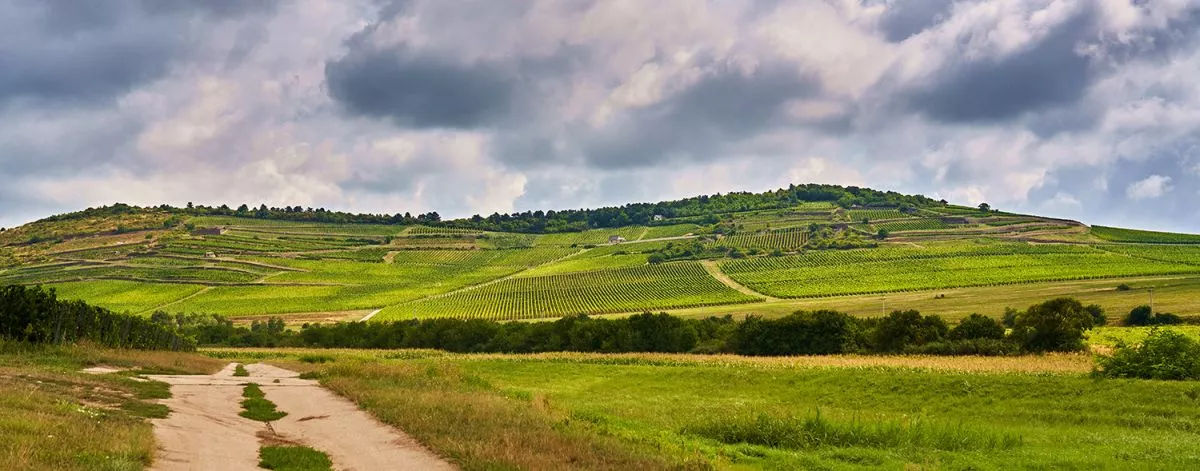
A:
3 0 1200 235
1126 175 1173 200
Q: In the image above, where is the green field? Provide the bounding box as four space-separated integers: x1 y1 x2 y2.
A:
720 241 1200 298
230 349 1200 470
5 186 1200 321
379 262 762 320
1092 225 1200 244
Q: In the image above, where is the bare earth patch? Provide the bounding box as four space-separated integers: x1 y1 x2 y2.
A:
146 362 453 470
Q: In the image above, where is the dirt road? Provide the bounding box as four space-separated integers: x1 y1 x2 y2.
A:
147 363 453 470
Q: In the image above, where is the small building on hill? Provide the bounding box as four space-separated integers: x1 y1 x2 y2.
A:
652 215 665 221
204 251 217 259
609 235 627 244
192 227 226 236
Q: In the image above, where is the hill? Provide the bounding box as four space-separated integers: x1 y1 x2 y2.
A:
2 183 1199 323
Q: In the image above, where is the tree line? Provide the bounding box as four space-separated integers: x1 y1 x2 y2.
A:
166 297 1107 356
34 183 942 235
0 285 195 351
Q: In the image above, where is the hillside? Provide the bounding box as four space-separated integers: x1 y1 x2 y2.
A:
2 184 1199 323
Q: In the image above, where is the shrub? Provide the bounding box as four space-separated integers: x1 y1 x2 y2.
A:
1085 304 1107 327
1125 305 1154 326
733 311 862 356
949 314 1005 341
871 310 948 353
1095 328 1200 380
1116 283 1132 291
1125 305 1182 326
903 339 1021 356
1011 298 1095 352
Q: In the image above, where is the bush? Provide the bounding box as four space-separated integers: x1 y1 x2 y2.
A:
949 314 1005 341
1125 305 1154 326
1095 328 1200 380
733 311 862 356
1116 283 1132 291
1125 305 1182 326
1011 298 1096 352
871 310 948 353
903 339 1021 356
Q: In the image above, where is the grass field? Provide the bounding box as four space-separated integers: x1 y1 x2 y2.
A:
0 342 223 471
1091 225 1200 244
224 349 1200 470
379 262 762 320
6 199 1200 322
719 241 1200 298
642 275 1200 321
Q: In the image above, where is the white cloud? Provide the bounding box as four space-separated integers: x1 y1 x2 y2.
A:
1126 175 1174 200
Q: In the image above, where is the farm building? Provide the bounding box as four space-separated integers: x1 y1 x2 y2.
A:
652 215 665 221
204 252 217 259
608 235 627 244
191 226 227 236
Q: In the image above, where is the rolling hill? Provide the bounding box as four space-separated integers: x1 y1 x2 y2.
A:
2 184 1199 323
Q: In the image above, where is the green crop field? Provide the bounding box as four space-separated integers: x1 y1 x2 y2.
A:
5 184 1200 321
720 241 1200 298
718 227 808 251
378 262 761 320
1092 225 1200 244
46 280 205 313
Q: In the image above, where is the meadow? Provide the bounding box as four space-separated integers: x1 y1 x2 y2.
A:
219 349 1200 470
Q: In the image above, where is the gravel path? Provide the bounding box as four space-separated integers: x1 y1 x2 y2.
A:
147 363 454 470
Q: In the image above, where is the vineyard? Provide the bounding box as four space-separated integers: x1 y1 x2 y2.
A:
717 228 809 251
719 243 1200 298
5 187 1200 321
378 262 761 320
873 218 954 232
1091 225 1200 244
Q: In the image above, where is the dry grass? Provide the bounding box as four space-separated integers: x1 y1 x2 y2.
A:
211 347 1093 375
280 359 700 471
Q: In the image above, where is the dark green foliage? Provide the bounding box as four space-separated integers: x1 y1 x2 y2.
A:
1011 298 1096 352
732 311 862 356
903 339 1021 356
871 310 948 352
1085 304 1107 326
258 446 333 471
1116 283 1132 291
1125 305 1182 326
0 284 195 351
1096 329 1200 380
949 314 1006 341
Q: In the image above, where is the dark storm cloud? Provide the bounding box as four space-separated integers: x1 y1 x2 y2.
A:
878 0 955 42
0 0 277 108
580 62 820 169
325 46 517 129
901 7 1098 123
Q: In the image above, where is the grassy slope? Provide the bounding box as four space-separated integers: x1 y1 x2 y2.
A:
0 343 224 470
5 202 1200 321
232 350 1200 470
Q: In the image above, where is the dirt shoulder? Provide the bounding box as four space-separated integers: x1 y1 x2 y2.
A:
147 363 454 471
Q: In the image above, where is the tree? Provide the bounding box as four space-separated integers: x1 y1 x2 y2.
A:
1125 305 1153 326
949 314 1005 340
876 228 890 240
872 310 948 352
978 202 991 212
1012 298 1095 352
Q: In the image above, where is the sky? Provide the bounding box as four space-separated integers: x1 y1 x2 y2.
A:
2 0 1199 233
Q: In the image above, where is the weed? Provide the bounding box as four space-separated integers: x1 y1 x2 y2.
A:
234 364 249 377
258 446 333 471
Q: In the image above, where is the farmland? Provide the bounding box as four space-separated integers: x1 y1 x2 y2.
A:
212 348 1200 470
2 184 1200 322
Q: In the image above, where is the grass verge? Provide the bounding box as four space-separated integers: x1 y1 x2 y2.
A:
258 445 333 471
234 363 249 377
240 383 286 422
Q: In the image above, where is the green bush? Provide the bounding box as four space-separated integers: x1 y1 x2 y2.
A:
1012 298 1096 352
872 310 948 353
1125 305 1183 326
1095 329 1200 380
949 314 1005 341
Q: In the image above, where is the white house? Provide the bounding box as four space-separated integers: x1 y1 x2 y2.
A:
608 235 626 244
